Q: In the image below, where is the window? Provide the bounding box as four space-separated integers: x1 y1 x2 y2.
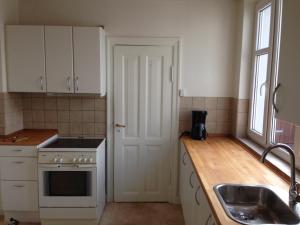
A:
248 0 296 155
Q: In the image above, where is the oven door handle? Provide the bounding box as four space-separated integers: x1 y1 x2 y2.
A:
39 164 97 169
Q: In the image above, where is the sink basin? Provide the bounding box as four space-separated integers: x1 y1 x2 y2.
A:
214 184 300 224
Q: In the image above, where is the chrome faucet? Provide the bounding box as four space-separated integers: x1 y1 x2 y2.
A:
261 143 300 204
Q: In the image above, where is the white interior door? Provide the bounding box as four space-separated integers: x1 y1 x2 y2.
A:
114 45 173 202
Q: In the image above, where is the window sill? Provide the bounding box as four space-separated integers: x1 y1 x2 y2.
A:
236 137 300 183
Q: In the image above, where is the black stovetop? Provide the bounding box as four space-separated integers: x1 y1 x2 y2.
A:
45 138 103 148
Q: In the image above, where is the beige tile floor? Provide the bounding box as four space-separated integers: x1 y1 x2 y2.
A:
0 203 185 225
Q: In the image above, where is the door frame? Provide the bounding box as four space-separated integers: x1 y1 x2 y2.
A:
107 37 182 203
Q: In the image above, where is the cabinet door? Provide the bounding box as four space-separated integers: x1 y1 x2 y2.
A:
1 181 38 211
73 27 105 94
192 179 211 225
6 25 46 92
1 157 37 180
45 26 74 93
276 0 300 125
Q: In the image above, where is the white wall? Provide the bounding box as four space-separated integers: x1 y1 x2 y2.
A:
18 0 240 97
234 0 256 99
0 0 18 92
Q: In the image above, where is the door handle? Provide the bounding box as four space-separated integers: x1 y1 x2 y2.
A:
67 76 71 91
195 186 201 205
182 152 187 165
272 83 281 113
189 171 195 188
75 76 79 91
116 124 126 128
40 76 44 90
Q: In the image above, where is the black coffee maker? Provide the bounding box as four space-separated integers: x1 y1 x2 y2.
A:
191 111 207 141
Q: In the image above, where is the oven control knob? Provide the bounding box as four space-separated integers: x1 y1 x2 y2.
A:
59 158 64 163
84 158 88 163
89 158 93 163
53 158 58 163
73 158 77 163
78 158 83 163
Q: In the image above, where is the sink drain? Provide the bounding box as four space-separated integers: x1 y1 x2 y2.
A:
234 212 255 221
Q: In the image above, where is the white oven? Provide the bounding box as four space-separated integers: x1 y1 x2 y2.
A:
39 163 97 208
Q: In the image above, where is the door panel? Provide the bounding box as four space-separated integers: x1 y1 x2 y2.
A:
73 27 102 94
114 45 173 202
6 25 46 92
45 26 74 93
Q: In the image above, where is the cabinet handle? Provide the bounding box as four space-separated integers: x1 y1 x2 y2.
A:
272 83 281 113
13 185 24 188
13 161 24 164
195 186 201 205
205 214 212 225
189 171 195 188
40 76 44 90
67 76 71 91
182 152 187 165
75 77 79 91
12 149 22 152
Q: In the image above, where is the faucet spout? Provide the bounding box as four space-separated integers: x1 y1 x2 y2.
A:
261 143 298 204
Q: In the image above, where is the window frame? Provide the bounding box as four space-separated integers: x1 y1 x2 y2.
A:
248 0 276 147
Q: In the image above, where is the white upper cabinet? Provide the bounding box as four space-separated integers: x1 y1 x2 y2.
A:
45 26 74 93
6 25 46 92
5 25 106 95
276 0 300 125
73 27 106 95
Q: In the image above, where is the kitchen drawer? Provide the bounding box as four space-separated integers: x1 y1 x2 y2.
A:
0 146 37 157
1 181 38 211
1 157 37 180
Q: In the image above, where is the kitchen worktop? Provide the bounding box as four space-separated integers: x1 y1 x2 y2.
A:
181 136 290 225
0 129 58 146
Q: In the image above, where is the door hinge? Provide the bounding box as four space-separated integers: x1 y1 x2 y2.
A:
170 66 174 83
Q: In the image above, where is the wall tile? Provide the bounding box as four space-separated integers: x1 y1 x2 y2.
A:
45 111 58 123
70 122 82 135
204 97 217 110
31 98 44 110
180 97 192 109
217 97 232 110
45 97 57 111
58 111 70 122
82 98 95 111
70 111 82 122
83 111 95 122
32 111 45 122
192 97 205 109
95 98 106 111
57 98 70 110
70 98 82 111
58 123 70 136
95 111 106 123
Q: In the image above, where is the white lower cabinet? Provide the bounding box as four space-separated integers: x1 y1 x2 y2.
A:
0 146 39 221
180 143 216 225
1 181 38 211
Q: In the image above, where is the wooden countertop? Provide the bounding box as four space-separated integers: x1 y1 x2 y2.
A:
0 129 58 146
181 136 290 225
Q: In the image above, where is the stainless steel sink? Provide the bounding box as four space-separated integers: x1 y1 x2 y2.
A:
214 184 300 224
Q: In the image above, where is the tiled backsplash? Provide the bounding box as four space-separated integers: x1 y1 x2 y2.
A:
179 97 249 137
0 93 23 135
232 98 249 137
1 93 248 139
22 94 106 137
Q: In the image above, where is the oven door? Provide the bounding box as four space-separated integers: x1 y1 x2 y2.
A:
39 164 97 208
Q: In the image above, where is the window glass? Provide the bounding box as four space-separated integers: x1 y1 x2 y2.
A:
271 118 296 147
252 54 269 134
257 4 272 50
